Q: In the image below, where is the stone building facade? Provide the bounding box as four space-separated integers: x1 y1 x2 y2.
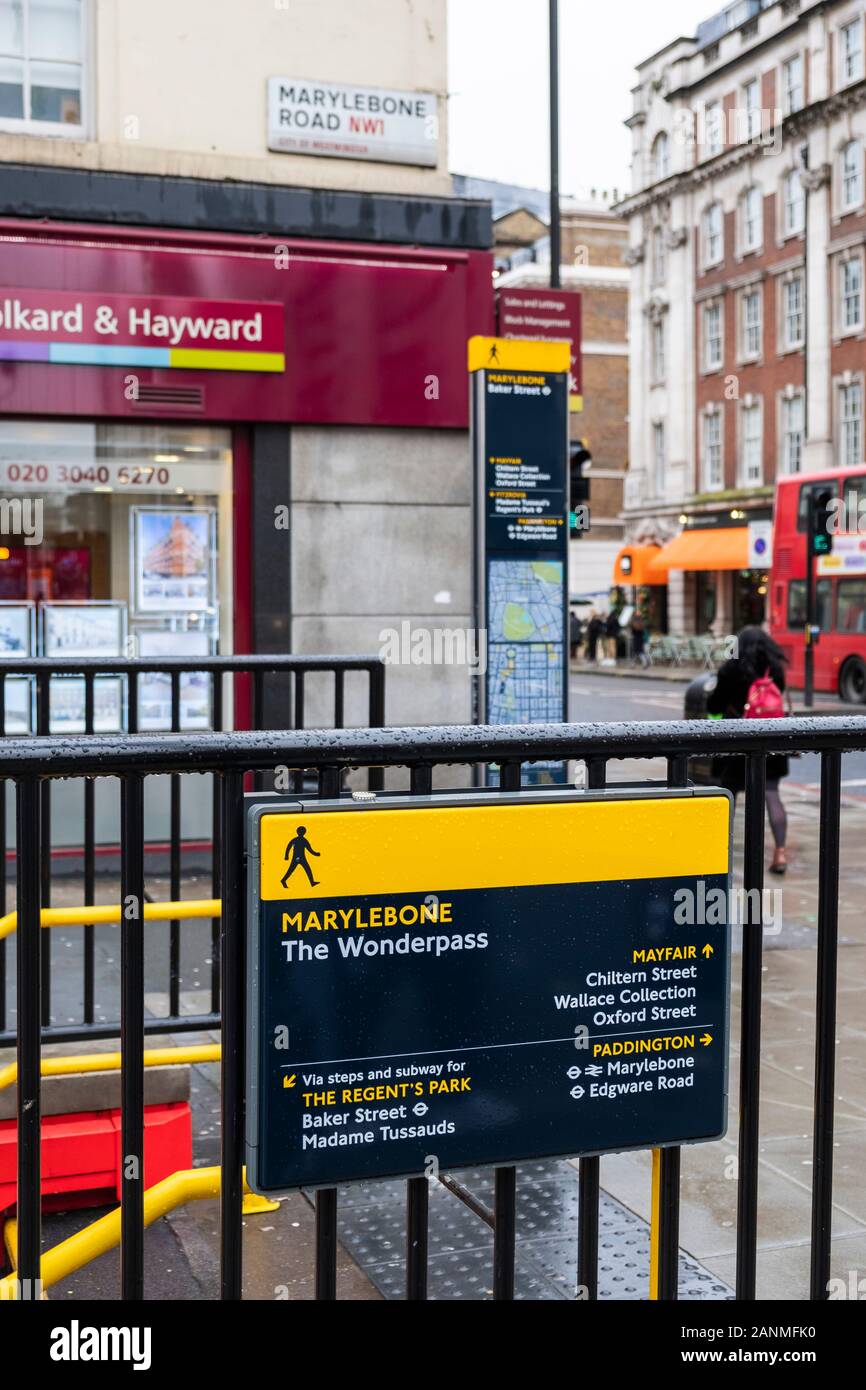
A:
618 0 866 634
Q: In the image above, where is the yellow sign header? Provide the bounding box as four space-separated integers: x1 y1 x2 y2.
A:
259 795 730 902
467 335 571 374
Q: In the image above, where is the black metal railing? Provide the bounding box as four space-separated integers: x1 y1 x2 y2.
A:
5 712 865 1302
0 654 385 1046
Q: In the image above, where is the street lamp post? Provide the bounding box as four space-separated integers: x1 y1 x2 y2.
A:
799 143 814 708
549 0 561 290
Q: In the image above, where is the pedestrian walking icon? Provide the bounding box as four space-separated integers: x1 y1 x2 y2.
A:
281 825 321 888
487 343 500 365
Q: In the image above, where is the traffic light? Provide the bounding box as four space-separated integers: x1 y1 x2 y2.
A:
569 440 592 536
809 485 835 556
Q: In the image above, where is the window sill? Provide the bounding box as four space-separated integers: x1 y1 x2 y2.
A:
0 120 87 139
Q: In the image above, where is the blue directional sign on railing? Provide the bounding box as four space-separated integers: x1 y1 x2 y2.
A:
245 787 733 1194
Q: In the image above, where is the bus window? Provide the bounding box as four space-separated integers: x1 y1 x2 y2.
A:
842 475 866 531
797 479 840 531
838 579 866 634
787 578 833 629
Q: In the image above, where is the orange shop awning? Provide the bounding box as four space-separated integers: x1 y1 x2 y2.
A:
612 545 667 586
651 527 750 573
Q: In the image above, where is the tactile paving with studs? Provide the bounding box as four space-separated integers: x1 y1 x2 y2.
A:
316 1159 734 1301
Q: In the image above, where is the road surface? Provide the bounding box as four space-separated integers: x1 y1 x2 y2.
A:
568 669 866 789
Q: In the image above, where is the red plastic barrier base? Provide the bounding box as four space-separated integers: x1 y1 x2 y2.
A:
0 1102 192 1215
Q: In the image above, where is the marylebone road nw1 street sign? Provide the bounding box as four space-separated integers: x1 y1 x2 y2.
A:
245 788 733 1194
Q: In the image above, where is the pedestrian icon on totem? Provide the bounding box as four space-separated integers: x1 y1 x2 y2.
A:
487 343 500 365
281 825 321 888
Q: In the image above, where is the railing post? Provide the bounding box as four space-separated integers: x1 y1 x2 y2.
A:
491 759 522 1300
220 768 246 1300
406 762 433 1301
120 772 145 1301
493 1165 517 1300
736 751 767 1300
315 1187 338 1301
169 670 182 1018
810 748 842 1299
15 776 42 1300
578 756 607 1302
653 753 690 1301
368 661 386 792
314 764 342 1300
36 674 51 1027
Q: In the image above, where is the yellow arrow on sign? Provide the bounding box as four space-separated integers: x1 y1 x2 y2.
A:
283 1074 297 1089
702 944 713 958
700 1033 713 1047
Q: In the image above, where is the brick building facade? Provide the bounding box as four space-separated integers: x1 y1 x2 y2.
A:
618 0 866 635
495 195 630 605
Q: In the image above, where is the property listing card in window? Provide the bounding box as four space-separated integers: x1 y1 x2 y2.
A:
0 601 35 656
131 508 217 614
136 627 214 731
40 600 127 732
0 600 36 733
41 600 126 658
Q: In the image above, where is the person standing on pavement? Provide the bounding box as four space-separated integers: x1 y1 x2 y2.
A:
569 609 583 661
630 611 648 667
706 625 790 875
604 609 620 663
586 610 603 663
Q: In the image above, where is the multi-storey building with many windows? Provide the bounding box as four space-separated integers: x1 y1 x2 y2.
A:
618 0 866 635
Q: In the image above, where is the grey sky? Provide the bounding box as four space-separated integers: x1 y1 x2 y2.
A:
448 0 712 198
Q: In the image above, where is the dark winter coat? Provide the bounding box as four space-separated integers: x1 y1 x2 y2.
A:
706 656 789 791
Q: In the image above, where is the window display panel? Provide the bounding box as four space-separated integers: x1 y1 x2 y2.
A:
132 507 217 614
0 600 35 733
137 627 213 731
0 600 34 655
0 420 233 662
41 599 126 732
0 420 234 846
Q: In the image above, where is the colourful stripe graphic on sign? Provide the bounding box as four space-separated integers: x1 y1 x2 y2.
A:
0 340 285 373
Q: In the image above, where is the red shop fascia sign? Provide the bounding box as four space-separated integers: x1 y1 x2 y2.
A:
0 222 494 429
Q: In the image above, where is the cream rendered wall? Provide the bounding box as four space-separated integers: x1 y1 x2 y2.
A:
0 0 452 196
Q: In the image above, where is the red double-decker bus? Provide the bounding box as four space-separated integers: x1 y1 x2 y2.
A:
769 468 866 702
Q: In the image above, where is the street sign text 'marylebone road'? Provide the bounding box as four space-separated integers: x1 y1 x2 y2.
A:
245 789 733 1194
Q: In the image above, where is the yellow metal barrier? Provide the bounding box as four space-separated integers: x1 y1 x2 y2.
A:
649 1148 661 1300
0 1043 221 1093
0 1166 278 1298
0 898 221 941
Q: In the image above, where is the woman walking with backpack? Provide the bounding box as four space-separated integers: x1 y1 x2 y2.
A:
706 626 790 875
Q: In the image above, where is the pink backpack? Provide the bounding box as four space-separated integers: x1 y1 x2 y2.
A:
744 675 785 719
